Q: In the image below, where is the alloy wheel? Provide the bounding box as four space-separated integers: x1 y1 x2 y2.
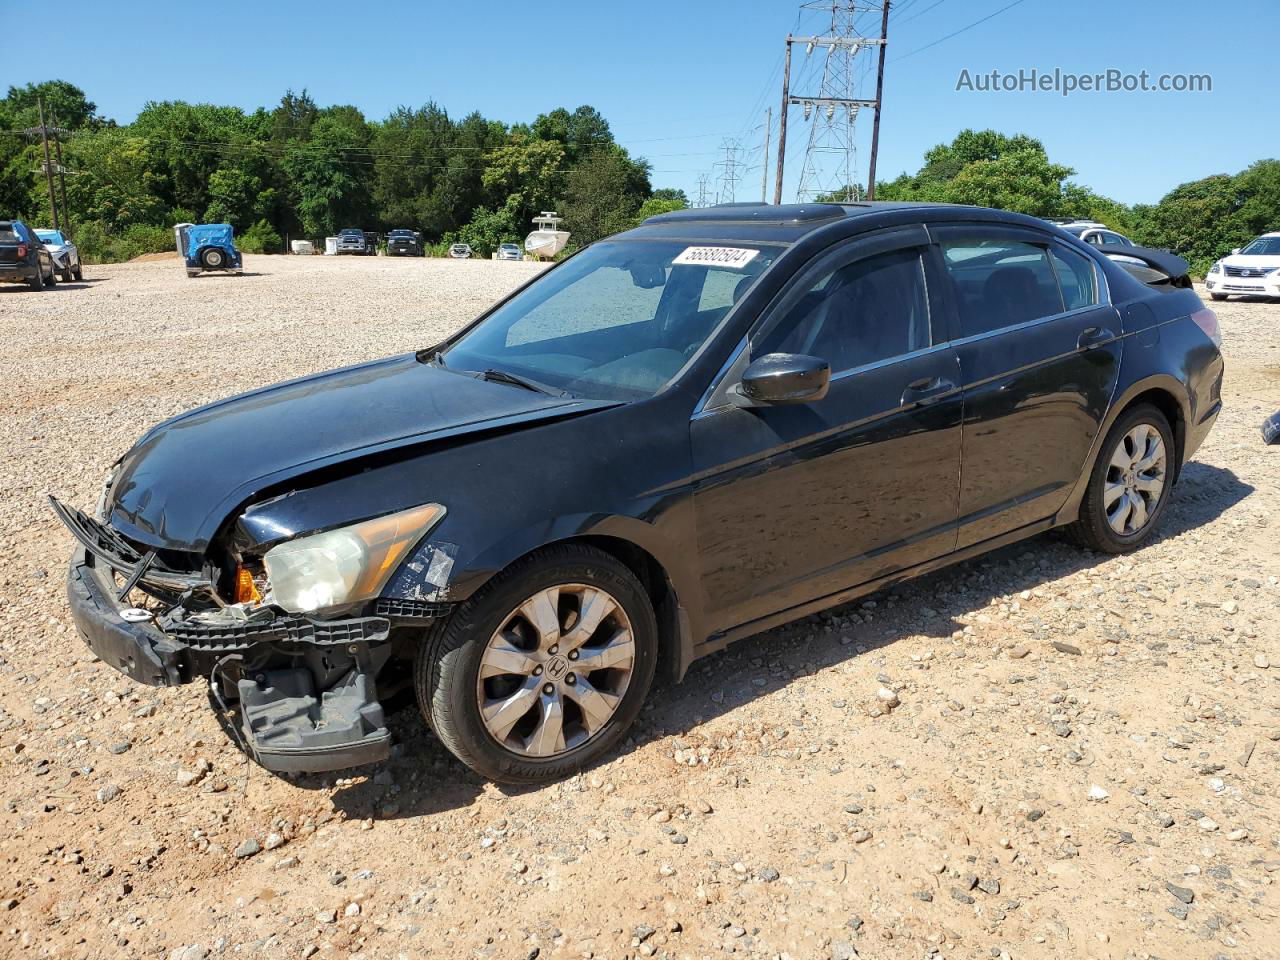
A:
476 583 635 757
1104 423 1167 536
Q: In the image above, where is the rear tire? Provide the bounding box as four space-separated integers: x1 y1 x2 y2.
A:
27 266 44 291
1063 403 1175 554
414 544 658 784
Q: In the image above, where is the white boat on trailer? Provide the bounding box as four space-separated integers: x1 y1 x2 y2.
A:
525 211 570 260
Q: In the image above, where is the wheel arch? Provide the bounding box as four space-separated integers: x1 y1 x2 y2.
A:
437 521 701 685
1055 374 1191 527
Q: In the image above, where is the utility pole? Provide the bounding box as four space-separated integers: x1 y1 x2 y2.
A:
36 96 61 232
866 0 890 199
778 2 884 203
773 38 792 205
51 110 72 240
760 106 772 202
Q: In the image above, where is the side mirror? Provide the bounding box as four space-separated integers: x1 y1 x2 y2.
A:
1231 248 1241 255
738 353 830 405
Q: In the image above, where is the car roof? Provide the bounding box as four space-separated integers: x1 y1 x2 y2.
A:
624 201 1070 245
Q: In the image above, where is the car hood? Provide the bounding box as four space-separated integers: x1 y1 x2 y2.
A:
107 354 611 552
1221 254 1280 271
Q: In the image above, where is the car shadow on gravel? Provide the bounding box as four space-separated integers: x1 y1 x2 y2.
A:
214 462 1254 818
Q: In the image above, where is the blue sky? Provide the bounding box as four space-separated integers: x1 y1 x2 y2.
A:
8 0 1275 206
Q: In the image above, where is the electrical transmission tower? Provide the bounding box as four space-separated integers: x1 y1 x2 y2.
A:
695 174 712 208
774 1 888 204
714 139 743 205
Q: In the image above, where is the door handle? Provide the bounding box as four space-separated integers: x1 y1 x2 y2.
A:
1077 326 1114 349
901 376 956 406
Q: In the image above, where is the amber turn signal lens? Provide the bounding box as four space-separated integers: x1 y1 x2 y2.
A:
235 566 261 605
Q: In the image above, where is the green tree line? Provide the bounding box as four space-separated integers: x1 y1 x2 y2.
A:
823 129 1280 276
0 80 686 261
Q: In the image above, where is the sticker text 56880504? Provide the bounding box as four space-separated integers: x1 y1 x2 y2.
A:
672 246 760 269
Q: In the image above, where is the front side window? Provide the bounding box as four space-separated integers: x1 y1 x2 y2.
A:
761 248 930 373
443 240 777 400
940 235 1064 336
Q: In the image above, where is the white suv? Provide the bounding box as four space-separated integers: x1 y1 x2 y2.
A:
1205 233 1280 302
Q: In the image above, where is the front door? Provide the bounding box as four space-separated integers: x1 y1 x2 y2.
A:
690 228 963 635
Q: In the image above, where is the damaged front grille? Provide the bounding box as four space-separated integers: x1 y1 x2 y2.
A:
49 495 213 600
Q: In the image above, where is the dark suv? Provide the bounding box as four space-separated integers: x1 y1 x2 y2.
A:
1 219 58 290
53 202 1222 784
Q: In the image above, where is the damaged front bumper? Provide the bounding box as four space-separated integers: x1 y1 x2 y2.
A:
66 543 406 772
55 489 452 774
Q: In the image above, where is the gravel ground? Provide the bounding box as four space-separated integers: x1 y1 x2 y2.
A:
1 255 1278 960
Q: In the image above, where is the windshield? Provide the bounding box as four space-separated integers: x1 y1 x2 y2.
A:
442 239 778 401
1241 237 1280 256
341 229 362 236
36 230 64 244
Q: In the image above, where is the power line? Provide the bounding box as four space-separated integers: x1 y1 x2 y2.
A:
892 0 1027 61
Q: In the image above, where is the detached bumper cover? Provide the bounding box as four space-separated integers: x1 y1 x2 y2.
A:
66 545 410 772
68 548 186 686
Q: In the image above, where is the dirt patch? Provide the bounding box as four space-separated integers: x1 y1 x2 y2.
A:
0 258 1277 960
128 250 179 262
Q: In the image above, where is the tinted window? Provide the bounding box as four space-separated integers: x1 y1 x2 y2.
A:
0 223 17 243
1050 245 1099 310
940 236 1064 337
765 248 930 373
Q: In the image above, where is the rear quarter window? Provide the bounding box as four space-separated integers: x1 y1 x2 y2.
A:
1050 245 1099 310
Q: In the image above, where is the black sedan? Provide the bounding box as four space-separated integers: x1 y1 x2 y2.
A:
1 219 59 290
52 202 1223 783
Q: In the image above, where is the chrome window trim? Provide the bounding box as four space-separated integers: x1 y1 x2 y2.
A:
829 341 953 383
948 302 1109 350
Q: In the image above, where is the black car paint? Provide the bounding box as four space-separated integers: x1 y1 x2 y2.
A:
80 203 1221 691
0 220 56 285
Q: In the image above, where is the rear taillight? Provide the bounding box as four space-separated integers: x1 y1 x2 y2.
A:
1191 307 1221 348
16 243 27 258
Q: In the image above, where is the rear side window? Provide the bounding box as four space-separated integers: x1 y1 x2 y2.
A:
0 224 17 243
764 247 931 373
940 236 1065 337
1050 245 1099 311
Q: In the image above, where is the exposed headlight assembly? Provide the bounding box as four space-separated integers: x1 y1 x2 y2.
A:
263 503 446 613
1209 261 1222 274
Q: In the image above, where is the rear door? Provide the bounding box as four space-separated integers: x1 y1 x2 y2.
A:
934 224 1122 546
690 227 963 633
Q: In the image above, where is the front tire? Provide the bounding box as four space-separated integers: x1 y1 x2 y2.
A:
415 544 658 784
73 263 83 281
1210 292 1227 301
1064 403 1175 553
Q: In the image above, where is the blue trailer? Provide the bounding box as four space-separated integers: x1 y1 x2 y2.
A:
175 223 243 277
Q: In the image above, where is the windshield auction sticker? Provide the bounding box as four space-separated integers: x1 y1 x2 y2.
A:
673 246 760 268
